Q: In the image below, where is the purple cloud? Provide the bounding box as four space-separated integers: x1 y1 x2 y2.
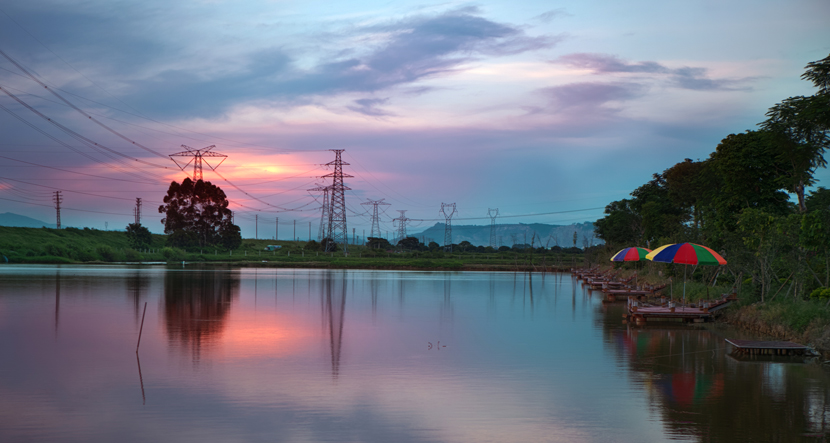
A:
553 53 754 91
538 81 647 111
346 98 394 117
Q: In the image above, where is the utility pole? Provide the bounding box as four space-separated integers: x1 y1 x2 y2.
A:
488 208 499 249
275 217 278 240
255 214 258 239
309 222 311 241
392 210 409 244
294 220 296 242
321 150 352 252
168 144 227 181
134 198 142 225
440 203 457 252
53 191 62 229
361 198 390 239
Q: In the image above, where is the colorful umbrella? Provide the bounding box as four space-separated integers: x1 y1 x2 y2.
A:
646 243 726 266
610 247 652 262
646 243 727 305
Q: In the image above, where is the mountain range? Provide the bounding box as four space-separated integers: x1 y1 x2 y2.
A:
409 221 601 248
0 213 56 229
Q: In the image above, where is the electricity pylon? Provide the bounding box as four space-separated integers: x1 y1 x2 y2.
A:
321 150 352 252
361 199 390 239
310 185 331 241
393 210 409 244
440 203 457 252
53 191 63 229
134 198 142 225
488 208 499 248
169 144 227 181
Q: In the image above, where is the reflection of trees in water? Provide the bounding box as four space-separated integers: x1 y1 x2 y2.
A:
163 270 240 361
597 300 830 440
126 271 150 324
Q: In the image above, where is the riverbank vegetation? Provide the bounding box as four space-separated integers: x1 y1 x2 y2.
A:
0 226 585 271
592 54 830 350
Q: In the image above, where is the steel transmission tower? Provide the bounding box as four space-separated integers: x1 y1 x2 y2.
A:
361 199 390 239
309 185 331 241
53 191 63 229
440 203 457 252
134 198 142 225
321 150 352 252
488 208 499 248
392 210 409 243
169 144 227 181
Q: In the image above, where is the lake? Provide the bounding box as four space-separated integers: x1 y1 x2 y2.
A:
0 265 827 442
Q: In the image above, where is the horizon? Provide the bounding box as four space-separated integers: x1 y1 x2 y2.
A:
1 0 828 238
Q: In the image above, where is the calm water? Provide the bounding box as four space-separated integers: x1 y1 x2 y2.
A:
0 265 828 442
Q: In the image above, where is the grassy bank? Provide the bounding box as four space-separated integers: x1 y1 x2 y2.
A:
587 257 830 355
0 226 584 271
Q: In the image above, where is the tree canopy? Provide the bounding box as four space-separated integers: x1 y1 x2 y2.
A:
158 178 241 249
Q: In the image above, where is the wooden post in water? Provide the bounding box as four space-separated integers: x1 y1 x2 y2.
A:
136 302 147 353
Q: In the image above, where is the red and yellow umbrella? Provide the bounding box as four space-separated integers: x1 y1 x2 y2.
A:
610 247 652 262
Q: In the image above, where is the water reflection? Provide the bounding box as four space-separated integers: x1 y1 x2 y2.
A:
323 271 346 378
163 269 240 361
599 300 830 441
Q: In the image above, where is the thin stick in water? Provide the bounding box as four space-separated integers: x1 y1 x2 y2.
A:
136 301 147 353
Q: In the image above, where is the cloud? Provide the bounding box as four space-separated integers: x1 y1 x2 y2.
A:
536 81 647 112
346 98 393 117
533 8 571 23
553 53 754 91
113 8 560 118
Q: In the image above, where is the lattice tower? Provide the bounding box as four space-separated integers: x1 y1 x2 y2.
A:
361 199 390 239
134 198 142 225
393 210 409 244
169 144 227 181
53 191 63 229
488 208 499 248
321 150 352 252
440 203 457 252
309 185 331 241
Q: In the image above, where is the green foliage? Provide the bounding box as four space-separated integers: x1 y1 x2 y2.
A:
304 240 321 251
397 236 422 251
366 237 392 250
809 287 830 299
95 245 118 262
162 247 186 261
159 178 239 248
126 223 152 249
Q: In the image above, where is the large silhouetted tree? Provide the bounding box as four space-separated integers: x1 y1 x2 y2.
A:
158 178 240 248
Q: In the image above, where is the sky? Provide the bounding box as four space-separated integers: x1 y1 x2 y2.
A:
0 0 828 240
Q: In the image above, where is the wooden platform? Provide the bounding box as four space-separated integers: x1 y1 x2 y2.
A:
725 339 809 356
624 295 736 324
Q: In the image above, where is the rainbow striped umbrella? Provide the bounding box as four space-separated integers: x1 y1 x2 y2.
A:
646 242 726 305
646 243 726 265
610 247 652 262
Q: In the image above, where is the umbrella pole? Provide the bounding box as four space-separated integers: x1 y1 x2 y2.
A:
683 265 687 310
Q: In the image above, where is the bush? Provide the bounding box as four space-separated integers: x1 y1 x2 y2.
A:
162 247 185 261
810 287 830 299
124 249 142 261
44 244 68 257
95 245 118 262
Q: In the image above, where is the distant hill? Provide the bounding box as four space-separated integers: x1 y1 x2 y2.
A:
0 213 56 229
410 221 601 248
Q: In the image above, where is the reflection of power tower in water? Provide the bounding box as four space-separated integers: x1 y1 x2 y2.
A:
320 150 352 252
361 199 390 239
440 203 457 252
393 210 410 243
324 273 346 379
169 144 227 181
488 208 499 248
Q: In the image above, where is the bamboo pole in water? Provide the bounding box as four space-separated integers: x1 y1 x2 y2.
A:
136 302 147 353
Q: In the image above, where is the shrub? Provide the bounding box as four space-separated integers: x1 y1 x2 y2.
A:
162 247 185 261
124 249 142 261
95 245 118 261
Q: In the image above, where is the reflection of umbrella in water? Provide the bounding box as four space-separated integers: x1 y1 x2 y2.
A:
646 243 727 306
657 373 724 406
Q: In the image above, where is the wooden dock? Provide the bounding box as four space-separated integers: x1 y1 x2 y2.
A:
624 294 736 324
725 339 809 356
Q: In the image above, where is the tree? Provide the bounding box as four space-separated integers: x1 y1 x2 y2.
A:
218 220 242 250
125 223 152 249
761 54 830 212
806 187 830 212
367 237 392 250
428 241 440 251
594 199 642 246
397 236 421 251
457 240 473 252
158 178 237 248
321 237 338 252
